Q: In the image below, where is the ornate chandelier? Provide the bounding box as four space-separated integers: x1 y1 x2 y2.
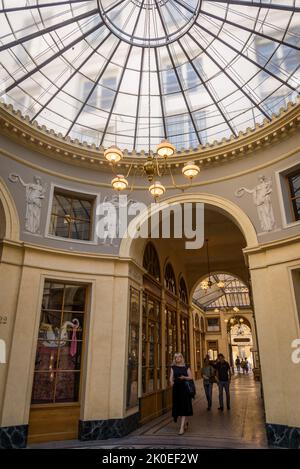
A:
105 29 200 200
105 139 200 200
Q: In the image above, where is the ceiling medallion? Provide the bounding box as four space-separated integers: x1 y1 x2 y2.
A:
97 0 201 47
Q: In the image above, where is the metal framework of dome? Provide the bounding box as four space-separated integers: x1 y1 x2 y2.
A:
0 1 299 152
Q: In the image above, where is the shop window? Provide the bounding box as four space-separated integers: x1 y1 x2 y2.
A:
194 314 201 373
180 315 190 364
179 277 188 304
49 189 94 241
165 307 177 381
31 281 87 404
164 263 176 295
142 293 162 395
207 317 220 332
143 243 161 282
126 287 140 409
207 340 218 360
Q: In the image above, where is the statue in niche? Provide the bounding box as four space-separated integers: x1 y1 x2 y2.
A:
235 175 275 232
9 174 46 234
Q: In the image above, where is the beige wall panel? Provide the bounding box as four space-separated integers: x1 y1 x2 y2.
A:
1 266 42 426
0 247 22 420
249 242 300 428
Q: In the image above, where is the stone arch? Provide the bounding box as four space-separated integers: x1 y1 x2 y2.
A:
119 192 258 262
190 270 250 305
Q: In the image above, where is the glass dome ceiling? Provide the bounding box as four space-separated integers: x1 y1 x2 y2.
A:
0 0 299 152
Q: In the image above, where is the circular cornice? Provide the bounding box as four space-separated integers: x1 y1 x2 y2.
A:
0 98 300 174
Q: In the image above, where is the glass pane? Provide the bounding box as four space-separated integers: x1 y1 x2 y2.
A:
62 313 84 341
52 194 71 217
42 283 64 310
63 285 86 311
148 368 154 393
55 372 81 403
49 215 70 238
292 197 300 221
70 220 91 241
157 368 161 390
39 310 62 332
31 372 56 404
57 341 82 371
127 288 139 409
71 199 92 221
35 341 59 371
289 173 300 197
142 367 146 394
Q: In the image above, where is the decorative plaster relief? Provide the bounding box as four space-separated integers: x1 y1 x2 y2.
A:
8 173 46 234
101 194 137 247
235 175 276 232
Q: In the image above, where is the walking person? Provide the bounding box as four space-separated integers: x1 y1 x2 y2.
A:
241 358 246 374
170 352 194 435
244 358 249 374
215 353 231 411
201 356 215 410
235 356 241 374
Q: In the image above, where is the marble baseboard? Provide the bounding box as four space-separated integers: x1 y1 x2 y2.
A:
0 425 28 449
266 423 300 449
79 412 140 441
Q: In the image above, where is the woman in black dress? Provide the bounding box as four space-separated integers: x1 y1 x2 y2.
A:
170 352 194 435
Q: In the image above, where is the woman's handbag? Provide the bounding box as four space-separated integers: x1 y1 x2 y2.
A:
185 379 196 398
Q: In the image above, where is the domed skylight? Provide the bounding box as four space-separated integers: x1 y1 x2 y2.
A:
0 0 299 152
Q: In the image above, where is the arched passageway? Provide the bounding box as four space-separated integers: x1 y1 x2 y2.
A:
120 194 265 444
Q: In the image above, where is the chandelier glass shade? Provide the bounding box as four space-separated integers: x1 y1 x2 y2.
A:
149 181 166 199
111 174 128 191
156 141 176 159
108 139 200 196
104 146 124 164
182 161 201 180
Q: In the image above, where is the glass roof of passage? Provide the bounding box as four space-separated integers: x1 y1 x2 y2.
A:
0 1 299 152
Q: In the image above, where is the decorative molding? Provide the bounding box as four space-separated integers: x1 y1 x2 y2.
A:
1 141 300 191
129 265 143 285
244 233 300 256
0 99 300 173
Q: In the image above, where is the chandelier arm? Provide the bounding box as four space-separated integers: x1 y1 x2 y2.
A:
125 163 134 179
155 157 162 178
110 164 118 176
129 167 138 193
168 166 193 192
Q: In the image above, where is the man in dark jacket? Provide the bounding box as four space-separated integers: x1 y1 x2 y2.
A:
215 353 231 411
